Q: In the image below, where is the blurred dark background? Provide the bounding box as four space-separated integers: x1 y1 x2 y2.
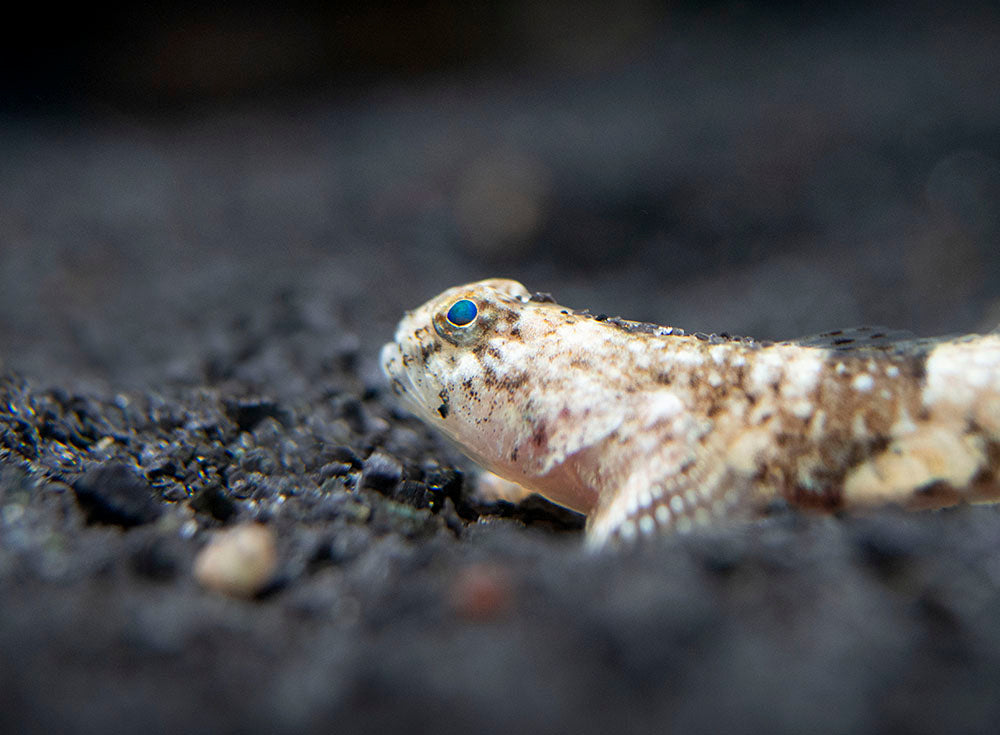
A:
2 1 999 388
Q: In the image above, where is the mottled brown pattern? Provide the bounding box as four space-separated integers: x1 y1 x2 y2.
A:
382 279 1000 547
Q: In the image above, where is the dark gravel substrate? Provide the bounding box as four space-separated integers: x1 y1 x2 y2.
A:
3 5 1000 733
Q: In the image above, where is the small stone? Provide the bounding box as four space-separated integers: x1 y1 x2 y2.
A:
193 524 278 598
394 480 433 509
361 451 403 492
313 525 371 566
320 445 361 467
238 447 276 473
223 397 288 432
72 462 163 527
189 485 238 521
317 461 353 481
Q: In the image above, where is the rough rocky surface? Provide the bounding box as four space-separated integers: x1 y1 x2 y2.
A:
3 5 1000 733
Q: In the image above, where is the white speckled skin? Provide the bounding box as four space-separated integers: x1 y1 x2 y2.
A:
381 279 1000 547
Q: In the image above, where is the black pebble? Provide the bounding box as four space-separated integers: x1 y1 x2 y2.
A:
394 480 433 509
223 397 289 432
317 461 353 481
72 463 163 527
361 451 403 492
321 445 362 467
189 484 238 521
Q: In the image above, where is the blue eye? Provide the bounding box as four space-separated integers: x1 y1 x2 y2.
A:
446 299 478 327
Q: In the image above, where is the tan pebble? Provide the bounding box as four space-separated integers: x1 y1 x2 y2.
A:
194 524 278 598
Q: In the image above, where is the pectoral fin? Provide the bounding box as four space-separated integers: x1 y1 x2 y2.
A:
585 446 753 548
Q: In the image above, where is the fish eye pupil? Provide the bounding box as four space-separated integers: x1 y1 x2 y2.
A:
446 299 478 327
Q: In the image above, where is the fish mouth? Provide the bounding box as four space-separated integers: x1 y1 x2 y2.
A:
379 340 408 393
379 338 435 423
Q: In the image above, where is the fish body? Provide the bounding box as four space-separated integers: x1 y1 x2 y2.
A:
380 279 1000 547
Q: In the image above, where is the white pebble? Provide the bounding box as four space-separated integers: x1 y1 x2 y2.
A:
194 524 278 598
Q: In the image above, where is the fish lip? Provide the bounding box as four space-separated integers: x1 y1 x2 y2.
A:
380 338 426 406
379 337 441 429
379 340 402 381
379 340 412 402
